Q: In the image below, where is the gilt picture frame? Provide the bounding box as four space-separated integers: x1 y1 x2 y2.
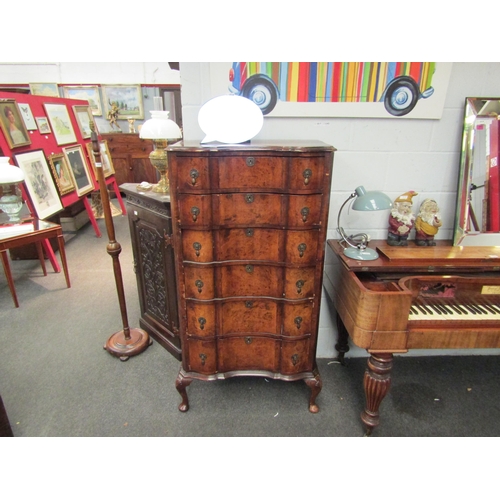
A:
29 83 59 97
0 100 31 149
14 149 63 220
44 103 77 146
35 117 51 134
48 153 76 196
86 140 115 179
63 145 95 197
102 84 144 120
62 85 103 116
73 105 95 139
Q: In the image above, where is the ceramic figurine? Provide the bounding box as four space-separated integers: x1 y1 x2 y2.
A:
415 198 442 246
387 191 418 246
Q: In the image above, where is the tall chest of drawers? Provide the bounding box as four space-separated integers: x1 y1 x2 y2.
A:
167 141 335 412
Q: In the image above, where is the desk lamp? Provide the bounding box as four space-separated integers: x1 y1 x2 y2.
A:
0 157 25 223
337 185 392 261
139 110 182 193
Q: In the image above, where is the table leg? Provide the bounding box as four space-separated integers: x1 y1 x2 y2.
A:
35 241 47 276
1 249 19 308
41 239 60 273
57 234 71 288
361 352 393 435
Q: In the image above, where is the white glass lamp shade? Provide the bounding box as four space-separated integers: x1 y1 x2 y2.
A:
139 111 182 141
198 95 264 144
0 158 25 223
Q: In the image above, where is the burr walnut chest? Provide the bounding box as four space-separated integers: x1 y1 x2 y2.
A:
167 141 335 412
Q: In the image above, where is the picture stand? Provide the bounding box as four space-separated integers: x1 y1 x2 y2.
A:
91 128 150 361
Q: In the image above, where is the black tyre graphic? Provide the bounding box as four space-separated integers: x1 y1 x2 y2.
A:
384 76 419 116
241 76 278 115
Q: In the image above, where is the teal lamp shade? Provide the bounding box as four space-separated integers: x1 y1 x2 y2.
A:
337 185 392 261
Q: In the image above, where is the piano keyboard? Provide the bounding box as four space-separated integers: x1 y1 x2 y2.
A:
409 299 500 321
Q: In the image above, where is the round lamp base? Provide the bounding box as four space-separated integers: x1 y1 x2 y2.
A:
104 328 151 361
344 246 379 261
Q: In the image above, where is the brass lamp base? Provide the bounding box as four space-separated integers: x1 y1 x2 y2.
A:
150 139 170 194
104 327 151 362
152 174 169 193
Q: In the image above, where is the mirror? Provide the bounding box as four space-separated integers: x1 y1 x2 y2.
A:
454 97 500 246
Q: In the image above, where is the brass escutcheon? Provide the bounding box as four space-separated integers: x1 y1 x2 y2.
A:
246 157 255 167
245 301 253 308
190 169 199 185
303 169 312 185
301 207 310 222
291 354 299 366
298 243 307 258
245 194 254 203
244 337 252 344
199 353 207 366
245 228 254 237
245 264 254 273
191 206 200 222
193 242 202 257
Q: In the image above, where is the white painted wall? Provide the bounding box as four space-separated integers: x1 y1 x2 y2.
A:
179 62 500 358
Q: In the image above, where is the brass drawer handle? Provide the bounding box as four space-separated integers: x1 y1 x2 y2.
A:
198 317 206 330
298 243 307 258
245 194 254 204
193 242 202 257
303 169 312 185
190 169 199 185
301 207 310 223
246 157 255 167
294 316 303 329
199 353 207 366
244 336 252 344
296 280 305 294
195 279 204 293
291 354 299 366
191 206 200 222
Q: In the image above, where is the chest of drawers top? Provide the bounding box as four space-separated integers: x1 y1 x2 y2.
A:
167 141 335 194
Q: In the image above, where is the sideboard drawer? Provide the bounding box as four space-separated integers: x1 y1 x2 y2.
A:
218 336 281 372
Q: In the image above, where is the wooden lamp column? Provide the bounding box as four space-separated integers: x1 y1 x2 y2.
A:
91 127 150 361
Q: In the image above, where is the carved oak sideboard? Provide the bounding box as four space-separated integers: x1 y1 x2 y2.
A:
120 183 180 360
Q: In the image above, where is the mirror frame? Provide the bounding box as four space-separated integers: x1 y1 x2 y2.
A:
453 97 500 246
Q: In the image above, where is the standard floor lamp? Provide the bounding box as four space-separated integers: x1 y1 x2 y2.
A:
91 126 150 361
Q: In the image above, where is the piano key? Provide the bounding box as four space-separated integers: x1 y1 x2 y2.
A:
409 299 500 321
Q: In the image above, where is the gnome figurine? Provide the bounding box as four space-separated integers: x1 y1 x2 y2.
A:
415 198 442 246
387 191 418 246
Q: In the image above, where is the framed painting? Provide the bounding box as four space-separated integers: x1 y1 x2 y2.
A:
18 103 37 130
48 153 76 196
86 140 115 179
62 85 102 116
29 83 59 97
0 100 31 149
14 149 63 220
73 105 95 139
43 103 77 146
63 145 95 197
35 117 51 134
102 85 144 120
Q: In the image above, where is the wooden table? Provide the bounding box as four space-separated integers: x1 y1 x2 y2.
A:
0 219 71 307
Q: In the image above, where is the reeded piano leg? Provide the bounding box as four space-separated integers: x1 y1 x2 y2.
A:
175 370 193 412
334 315 350 366
361 352 393 436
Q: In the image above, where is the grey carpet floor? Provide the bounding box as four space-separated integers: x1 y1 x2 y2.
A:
0 207 499 437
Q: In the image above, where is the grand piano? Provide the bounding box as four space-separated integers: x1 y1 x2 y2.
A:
325 238 500 435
